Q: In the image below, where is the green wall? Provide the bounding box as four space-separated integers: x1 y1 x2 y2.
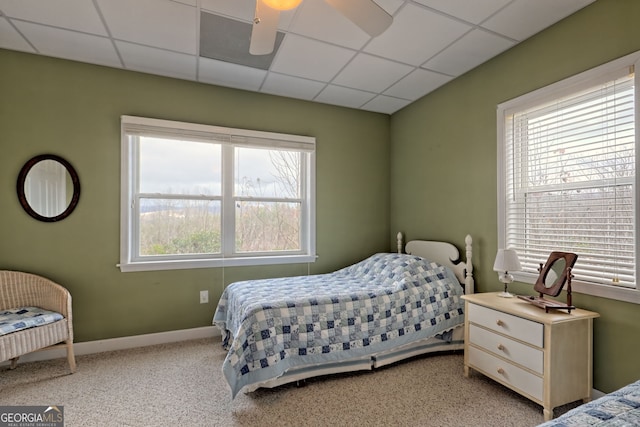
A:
2 0 638 395
390 0 640 393
0 49 390 342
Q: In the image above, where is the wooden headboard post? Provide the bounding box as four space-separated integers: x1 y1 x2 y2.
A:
397 232 403 254
465 234 474 294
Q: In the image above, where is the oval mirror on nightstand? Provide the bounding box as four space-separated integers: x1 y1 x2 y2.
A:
534 252 577 297
517 251 580 313
16 154 81 222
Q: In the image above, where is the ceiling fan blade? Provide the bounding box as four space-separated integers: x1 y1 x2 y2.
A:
324 0 392 37
250 0 281 55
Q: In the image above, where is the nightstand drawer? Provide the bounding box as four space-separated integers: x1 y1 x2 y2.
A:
469 324 543 374
468 303 543 347
468 346 543 401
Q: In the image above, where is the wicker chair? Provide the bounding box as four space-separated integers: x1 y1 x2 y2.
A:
0 270 76 372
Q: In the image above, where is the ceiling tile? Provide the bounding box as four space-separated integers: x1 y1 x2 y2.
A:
361 95 411 114
96 0 197 54
0 18 35 52
373 0 406 15
413 0 511 24
332 53 413 93
364 3 472 66
198 56 267 91
482 0 596 41
314 85 375 109
0 0 108 36
200 0 254 21
383 68 452 100
116 41 197 81
13 21 121 68
200 11 284 71
289 0 369 50
423 29 514 76
261 72 326 100
270 34 355 82
171 0 197 6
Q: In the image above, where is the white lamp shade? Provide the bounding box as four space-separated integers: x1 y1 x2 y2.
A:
493 249 522 272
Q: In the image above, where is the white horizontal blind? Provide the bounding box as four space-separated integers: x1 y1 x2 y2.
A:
504 70 636 288
121 116 315 151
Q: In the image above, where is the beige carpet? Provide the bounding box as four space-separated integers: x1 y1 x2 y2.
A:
0 338 577 426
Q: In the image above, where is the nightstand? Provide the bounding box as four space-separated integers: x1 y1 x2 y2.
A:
462 292 599 421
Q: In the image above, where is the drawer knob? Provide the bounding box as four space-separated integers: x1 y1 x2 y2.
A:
497 368 505 375
496 319 504 326
497 344 505 351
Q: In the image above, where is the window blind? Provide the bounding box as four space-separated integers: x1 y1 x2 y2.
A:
503 70 636 288
122 115 315 151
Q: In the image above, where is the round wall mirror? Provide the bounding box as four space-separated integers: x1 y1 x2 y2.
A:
17 154 80 222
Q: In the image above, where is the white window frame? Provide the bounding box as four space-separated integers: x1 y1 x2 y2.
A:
119 116 316 272
497 50 640 304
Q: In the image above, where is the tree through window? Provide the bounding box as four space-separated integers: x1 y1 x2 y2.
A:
120 116 315 272
497 53 639 303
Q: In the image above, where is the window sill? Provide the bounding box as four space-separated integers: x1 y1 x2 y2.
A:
571 281 640 305
118 254 317 272
512 272 640 305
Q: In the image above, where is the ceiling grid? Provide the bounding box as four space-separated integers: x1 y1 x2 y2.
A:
0 0 595 114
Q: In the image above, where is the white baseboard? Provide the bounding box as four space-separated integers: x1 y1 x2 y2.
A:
1 326 221 366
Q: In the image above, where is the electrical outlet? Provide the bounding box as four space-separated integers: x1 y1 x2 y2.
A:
200 290 209 304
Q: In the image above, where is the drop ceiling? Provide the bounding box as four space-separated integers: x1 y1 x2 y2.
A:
0 0 596 114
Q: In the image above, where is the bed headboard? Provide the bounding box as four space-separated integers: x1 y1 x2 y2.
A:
398 232 474 294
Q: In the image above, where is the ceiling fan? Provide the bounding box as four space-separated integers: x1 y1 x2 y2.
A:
250 0 393 55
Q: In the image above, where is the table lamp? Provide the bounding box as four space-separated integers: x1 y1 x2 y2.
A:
493 248 521 298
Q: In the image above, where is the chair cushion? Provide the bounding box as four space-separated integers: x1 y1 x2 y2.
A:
0 307 63 336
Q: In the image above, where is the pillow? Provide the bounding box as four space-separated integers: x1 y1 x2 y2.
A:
0 306 64 336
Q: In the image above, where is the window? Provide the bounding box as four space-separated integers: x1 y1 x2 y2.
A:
120 116 315 272
497 51 640 304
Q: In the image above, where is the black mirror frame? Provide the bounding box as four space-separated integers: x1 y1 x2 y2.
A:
16 154 81 222
533 251 578 297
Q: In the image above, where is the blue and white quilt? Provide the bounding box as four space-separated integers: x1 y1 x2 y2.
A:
538 380 640 426
213 253 465 397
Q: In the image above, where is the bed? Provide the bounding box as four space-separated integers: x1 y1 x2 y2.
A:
538 380 640 426
213 233 474 397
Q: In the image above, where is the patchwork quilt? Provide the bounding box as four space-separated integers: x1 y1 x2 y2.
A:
213 253 465 397
538 380 640 426
0 306 63 336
